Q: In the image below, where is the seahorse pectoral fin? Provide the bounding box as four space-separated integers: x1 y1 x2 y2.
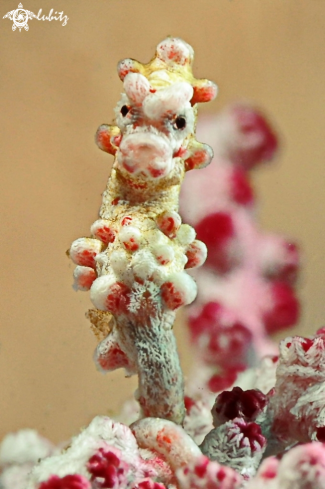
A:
184 139 214 172
95 124 121 155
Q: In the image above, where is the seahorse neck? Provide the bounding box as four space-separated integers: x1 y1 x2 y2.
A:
99 165 184 220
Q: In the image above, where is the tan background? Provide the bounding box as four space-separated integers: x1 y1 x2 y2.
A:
1 0 325 443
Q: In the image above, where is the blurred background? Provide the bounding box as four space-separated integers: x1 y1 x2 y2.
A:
1 0 325 443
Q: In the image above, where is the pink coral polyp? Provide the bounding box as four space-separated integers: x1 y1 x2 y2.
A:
207 322 252 368
229 104 278 169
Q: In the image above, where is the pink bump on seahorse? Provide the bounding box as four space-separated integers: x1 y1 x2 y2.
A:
68 37 217 424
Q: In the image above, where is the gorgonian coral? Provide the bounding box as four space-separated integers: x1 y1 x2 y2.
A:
260 328 325 455
68 37 217 424
180 105 300 400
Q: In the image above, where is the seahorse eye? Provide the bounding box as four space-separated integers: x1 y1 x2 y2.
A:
121 105 130 117
173 116 186 130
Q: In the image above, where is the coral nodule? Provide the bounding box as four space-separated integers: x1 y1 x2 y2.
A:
68 37 217 424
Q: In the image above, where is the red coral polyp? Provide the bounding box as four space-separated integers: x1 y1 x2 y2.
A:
233 419 266 453
189 303 253 370
316 427 325 442
156 37 193 66
184 147 213 171
279 242 300 284
195 212 238 273
87 448 129 488
176 455 241 489
188 301 223 339
119 226 141 252
136 480 167 489
39 475 91 489
184 395 197 414
193 456 209 477
212 387 267 427
96 344 131 372
230 168 254 205
90 275 131 314
263 281 300 333
207 370 239 393
191 82 218 105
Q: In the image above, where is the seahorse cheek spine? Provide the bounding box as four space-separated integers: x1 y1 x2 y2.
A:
68 37 217 424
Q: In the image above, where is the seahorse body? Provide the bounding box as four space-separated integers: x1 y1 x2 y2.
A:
69 37 217 424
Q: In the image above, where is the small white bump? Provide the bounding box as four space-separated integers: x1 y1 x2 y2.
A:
73 266 96 291
90 274 116 311
69 238 103 268
132 250 156 280
119 226 142 251
124 73 151 104
152 244 175 265
176 224 196 246
110 250 129 276
146 229 168 246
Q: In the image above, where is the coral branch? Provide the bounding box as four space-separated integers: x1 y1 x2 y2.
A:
131 417 202 471
180 104 300 401
261 330 325 455
125 316 185 422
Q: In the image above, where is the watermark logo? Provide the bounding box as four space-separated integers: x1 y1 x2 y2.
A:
3 3 69 31
3 3 36 31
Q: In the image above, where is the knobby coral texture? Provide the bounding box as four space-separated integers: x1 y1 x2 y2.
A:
180 105 301 402
4 330 325 488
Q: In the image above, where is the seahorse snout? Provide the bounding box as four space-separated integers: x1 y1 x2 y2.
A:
117 132 173 179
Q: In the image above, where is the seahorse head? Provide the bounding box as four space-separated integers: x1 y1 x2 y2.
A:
96 38 218 180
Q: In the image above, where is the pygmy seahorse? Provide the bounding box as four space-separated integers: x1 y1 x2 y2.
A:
69 37 217 424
